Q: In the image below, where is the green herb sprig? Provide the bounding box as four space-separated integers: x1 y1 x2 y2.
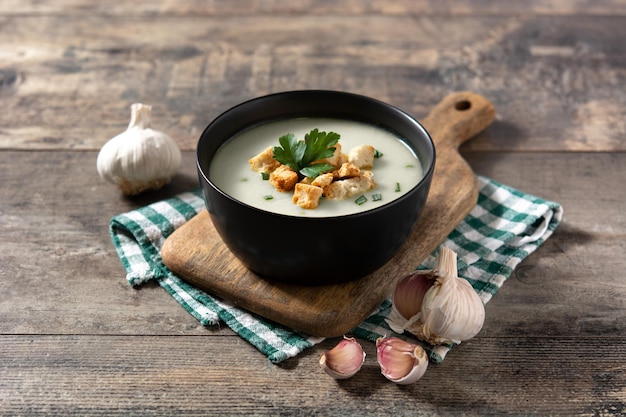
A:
273 129 340 179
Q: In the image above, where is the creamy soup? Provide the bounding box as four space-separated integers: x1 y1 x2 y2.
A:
209 117 423 217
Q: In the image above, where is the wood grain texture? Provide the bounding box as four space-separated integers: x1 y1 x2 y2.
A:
2 0 626 16
0 335 624 416
161 92 494 337
1 14 626 152
2 151 623 338
1 151 625 415
0 151 214 335
1 1 626 415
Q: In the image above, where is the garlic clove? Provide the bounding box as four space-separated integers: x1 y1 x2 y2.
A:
376 336 428 384
386 271 434 334
392 271 432 319
97 103 181 195
319 336 366 379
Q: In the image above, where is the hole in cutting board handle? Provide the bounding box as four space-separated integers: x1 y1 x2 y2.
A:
454 100 471 111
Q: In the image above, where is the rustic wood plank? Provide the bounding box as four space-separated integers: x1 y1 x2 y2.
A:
0 335 623 416
2 0 626 16
1 151 624 339
2 2 624 416
1 14 625 152
466 151 626 340
0 151 213 335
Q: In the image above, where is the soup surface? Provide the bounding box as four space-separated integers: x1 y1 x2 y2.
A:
209 117 424 217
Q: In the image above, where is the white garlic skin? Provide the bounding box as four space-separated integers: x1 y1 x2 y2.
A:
319 336 366 379
97 103 181 195
417 269 485 345
386 246 486 346
409 247 485 345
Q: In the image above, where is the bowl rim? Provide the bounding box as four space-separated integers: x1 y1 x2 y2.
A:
197 89 436 220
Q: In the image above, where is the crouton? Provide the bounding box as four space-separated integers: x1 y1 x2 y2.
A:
269 165 298 192
324 171 376 200
249 146 281 173
292 183 323 209
333 162 361 179
311 172 334 187
313 142 343 168
348 144 376 169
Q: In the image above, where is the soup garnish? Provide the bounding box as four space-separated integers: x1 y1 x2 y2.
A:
249 128 380 210
210 117 423 218
272 128 340 179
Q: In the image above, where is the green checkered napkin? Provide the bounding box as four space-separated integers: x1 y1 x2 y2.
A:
109 176 562 363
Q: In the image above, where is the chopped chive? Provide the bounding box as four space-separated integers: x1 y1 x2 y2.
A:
395 182 401 192
355 195 367 205
263 195 274 200
241 177 249 182
372 193 382 201
374 149 383 158
261 172 270 180
405 164 414 168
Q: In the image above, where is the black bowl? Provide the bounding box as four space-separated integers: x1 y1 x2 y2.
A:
196 90 435 285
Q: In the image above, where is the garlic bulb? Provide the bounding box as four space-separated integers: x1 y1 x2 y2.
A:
97 103 181 195
376 336 428 384
386 246 485 345
319 336 366 379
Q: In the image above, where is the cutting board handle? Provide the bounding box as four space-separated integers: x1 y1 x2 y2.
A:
421 91 495 150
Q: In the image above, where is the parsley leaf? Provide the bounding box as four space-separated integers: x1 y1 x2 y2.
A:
300 163 335 178
273 129 340 178
302 129 340 167
273 133 305 172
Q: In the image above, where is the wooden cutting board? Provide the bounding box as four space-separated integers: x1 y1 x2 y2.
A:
161 91 495 337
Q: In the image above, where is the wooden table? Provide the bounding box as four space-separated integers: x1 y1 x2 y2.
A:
1 1 624 416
